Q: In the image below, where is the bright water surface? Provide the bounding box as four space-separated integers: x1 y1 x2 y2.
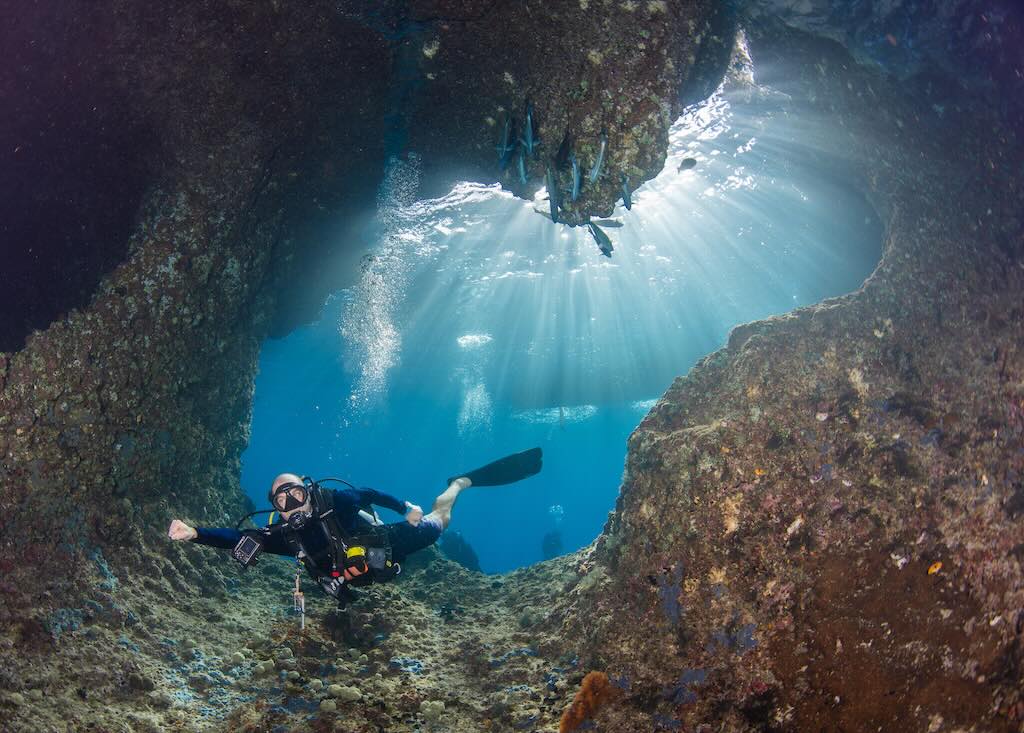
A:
242 52 882 572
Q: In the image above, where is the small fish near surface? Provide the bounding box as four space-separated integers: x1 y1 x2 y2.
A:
588 129 607 183
620 173 632 210
531 206 568 224
545 164 563 224
520 101 540 158
678 157 697 171
569 152 581 201
592 218 623 228
588 221 614 257
499 143 517 171
518 151 528 184
496 114 517 170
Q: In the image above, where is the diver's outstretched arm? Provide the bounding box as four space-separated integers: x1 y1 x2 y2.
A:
168 519 198 541
166 519 292 555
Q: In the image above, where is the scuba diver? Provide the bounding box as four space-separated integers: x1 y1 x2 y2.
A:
166 448 542 606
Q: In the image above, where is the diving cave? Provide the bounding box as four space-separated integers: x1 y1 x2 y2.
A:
0 1 1022 731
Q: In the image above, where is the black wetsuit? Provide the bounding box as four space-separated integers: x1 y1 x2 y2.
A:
192 487 441 572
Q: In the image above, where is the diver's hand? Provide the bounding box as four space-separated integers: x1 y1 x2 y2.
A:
405 503 424 526
168 519 197 541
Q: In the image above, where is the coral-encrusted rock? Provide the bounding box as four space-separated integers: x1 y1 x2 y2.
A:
744 0 1024 127
0 1 391 349
553 25 1024 733
399 0 734 223
0 0 734 613
0 1 390 616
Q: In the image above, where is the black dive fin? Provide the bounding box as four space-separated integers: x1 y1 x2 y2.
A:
447 447 543 487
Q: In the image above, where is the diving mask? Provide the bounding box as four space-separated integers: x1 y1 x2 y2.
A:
271 482 309 513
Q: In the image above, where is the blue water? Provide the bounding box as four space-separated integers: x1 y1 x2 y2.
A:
242 51 882 573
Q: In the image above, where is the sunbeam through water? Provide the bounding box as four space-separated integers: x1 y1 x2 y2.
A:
243 43 882 572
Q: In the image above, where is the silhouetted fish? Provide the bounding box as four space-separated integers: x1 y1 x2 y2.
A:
545 165 562 224
520 101 540 158
496 115 514 156
593 219 623 228
589 130 607 183
497 114 517 170
678 157 697 171
570 153 581 201
588 221 614 257
620 173 632 210
499 143 517 171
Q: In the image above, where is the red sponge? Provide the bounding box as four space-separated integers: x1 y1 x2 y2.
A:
560 671 619 733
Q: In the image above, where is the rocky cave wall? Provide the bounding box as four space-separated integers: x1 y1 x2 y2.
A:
0 0 392 634
1 1 1022 732
553 21 1024 733
0 0 731 617
383 0 734 223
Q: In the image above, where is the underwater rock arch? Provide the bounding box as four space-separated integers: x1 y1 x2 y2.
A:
0 0 732 612
0 1 1021 731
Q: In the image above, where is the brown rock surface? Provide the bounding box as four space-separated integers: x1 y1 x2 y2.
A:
397 0 731 223
553 26 1024 733
1 0 391 615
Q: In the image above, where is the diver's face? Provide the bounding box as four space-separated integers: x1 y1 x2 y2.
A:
273 484 310 519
